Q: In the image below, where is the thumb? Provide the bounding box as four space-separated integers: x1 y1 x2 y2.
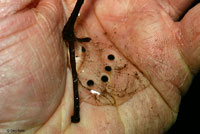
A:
178 3 200 74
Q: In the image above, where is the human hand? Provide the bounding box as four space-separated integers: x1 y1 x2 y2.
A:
0 0 199 134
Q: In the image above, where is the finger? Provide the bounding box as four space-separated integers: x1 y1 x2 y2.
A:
158 0 198 20
177 3 200 74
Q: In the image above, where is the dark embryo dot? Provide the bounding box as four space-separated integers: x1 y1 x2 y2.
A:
87 80 94 86
105 66 112 72
101 75 109 82
108 54 115 60
82 47 86 52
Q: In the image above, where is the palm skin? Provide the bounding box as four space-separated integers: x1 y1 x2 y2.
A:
0 0 199 134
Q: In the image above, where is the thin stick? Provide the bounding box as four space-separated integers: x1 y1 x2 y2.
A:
68 39 80 123
62 0 85 123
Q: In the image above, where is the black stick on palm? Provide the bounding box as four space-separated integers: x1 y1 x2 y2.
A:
62 0 91 123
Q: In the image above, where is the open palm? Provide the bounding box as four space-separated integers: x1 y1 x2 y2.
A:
0 0 199 134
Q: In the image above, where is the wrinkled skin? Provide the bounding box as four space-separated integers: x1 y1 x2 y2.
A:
0 0 200 134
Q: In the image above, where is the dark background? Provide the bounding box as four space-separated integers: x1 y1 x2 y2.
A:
166 72 200 134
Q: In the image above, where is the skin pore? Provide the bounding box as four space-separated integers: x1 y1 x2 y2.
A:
0 0 200 134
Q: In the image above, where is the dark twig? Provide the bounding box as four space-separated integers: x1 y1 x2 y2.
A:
62 0 90 123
